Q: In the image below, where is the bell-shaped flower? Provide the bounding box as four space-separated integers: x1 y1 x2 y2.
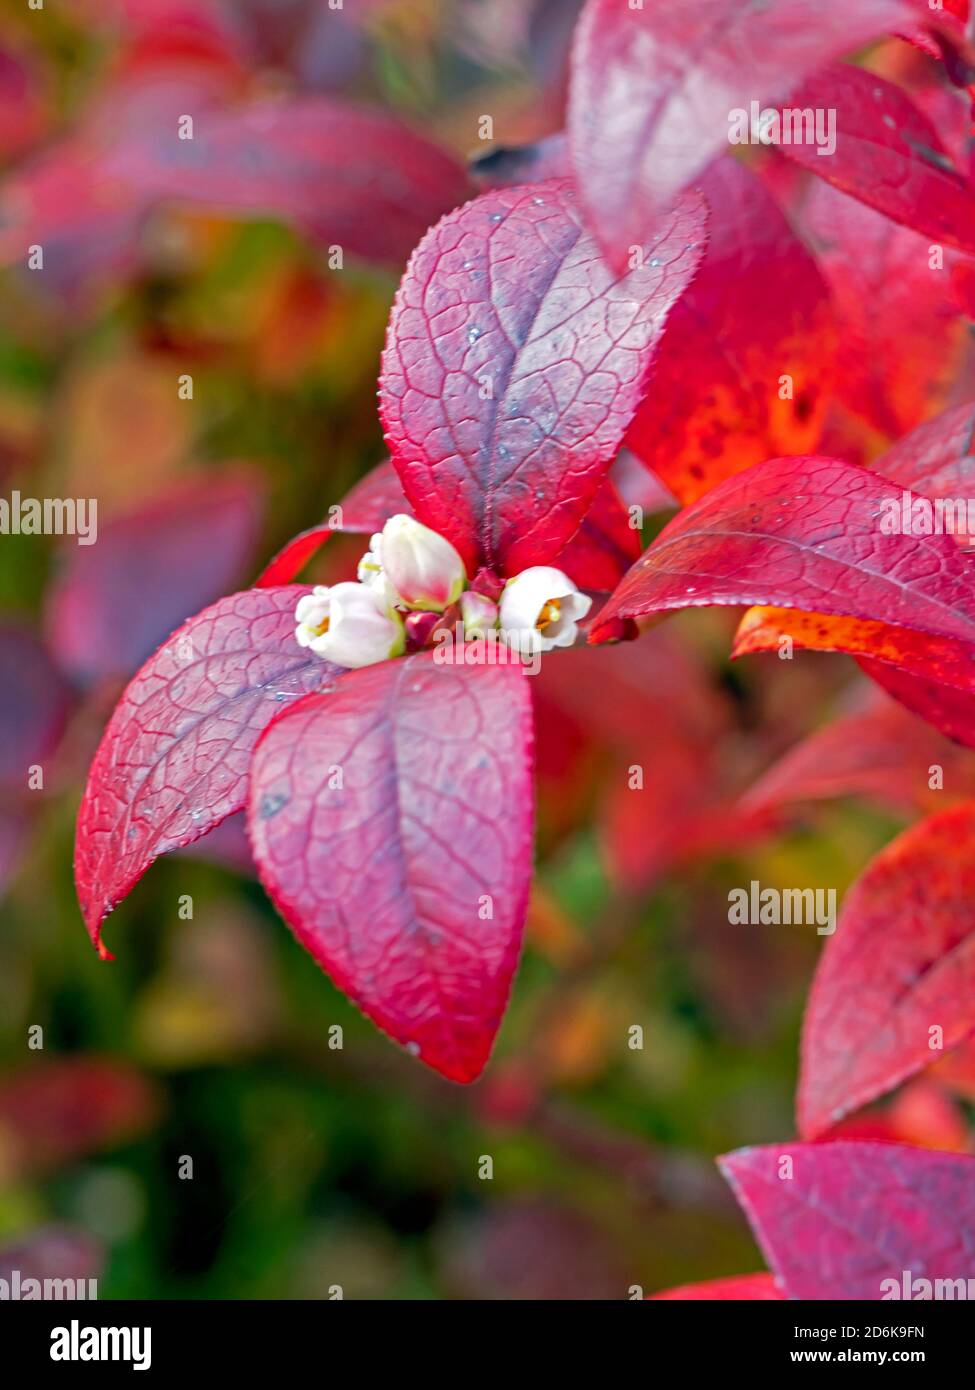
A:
498 566 592 656
294 583 404 669
378 514 466 611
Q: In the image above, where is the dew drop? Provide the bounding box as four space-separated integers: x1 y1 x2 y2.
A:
259 792 288 820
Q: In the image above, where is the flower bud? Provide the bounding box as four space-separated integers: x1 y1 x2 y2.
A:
460 590 499 638
498 566 592 656
295 583 404 669
404 610 441 651
378 514 466 611
356 534 392 601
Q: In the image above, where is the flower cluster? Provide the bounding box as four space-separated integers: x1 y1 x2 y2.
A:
294 514 592 668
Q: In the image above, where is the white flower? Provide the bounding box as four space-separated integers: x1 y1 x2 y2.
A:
459 590 499 638
499 566 592 655
294 583 404 668
378 513 466 611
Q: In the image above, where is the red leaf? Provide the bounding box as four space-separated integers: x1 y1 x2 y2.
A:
650 1273 783 1301
105 96 470 267
74 586 332 952
797 178 967 438
246 653 535 1082
47 472 264 684
591 456 975 645
602 777 770 894
626 159 835 503
799 802 975 1138
862 657 975 746
254 524 335 590
827 1078 972 1152
0 1057 159 1175
783 64 975 254
740 689 975 816
0 42 48 162
556 478 641 592
720 1140 975 1299
876 396 975 496
379 180 707 577
734 606 975 749
728 405 975 746
568 0 928 266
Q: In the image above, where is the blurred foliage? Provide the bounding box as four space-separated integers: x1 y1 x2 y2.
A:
0 0 971 1301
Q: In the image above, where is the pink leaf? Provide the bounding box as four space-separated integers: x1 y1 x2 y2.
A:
0 1227 103 1287
720 1140 975 1299
379 180 706 577
104 96 471 267
591 456 975 646
259 457 640 593
568 0 929 266
783 64 975 254
247 653 535 1082
0 623 73 788
47 471 264 684
74 586 332 952
0 97 469 298
0 624 73 900
799 802 975 1138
